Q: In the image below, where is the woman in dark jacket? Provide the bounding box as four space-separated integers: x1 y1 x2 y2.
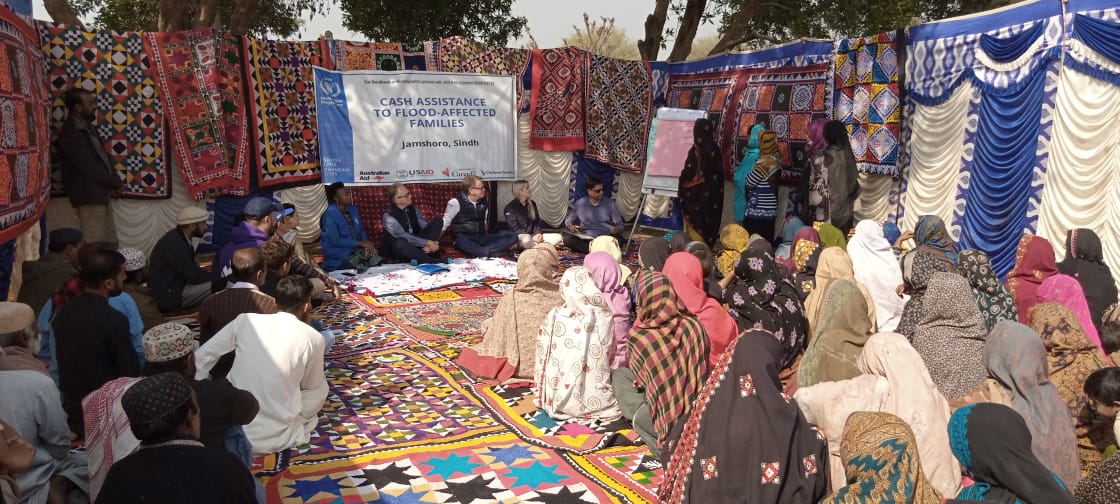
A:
503 180 544 250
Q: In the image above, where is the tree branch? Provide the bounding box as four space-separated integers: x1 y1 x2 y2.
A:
228 0 262 35
157 0 191 32
42 0 82 27
638 0 671 61
667 0 706 62
708 0 764 55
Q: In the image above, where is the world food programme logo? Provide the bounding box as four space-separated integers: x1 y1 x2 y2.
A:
317 73 343 104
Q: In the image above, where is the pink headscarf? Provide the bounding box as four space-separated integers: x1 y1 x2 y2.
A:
662 252 739 367
779 226 823 273
584 252 633 369
807 117 830 155
1038 274 1103 354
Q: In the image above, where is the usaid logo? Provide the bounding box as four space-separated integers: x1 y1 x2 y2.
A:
397 170 434 178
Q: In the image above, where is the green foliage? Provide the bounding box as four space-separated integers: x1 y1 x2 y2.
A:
65 0 322 37
338 0 527 46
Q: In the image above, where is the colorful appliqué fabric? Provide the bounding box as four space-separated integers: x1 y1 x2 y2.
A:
333 40 428 72
243 37 331 189
834 32 901 176
40 23 170 198
0 9 50 242
665 70 742 179
528 47 587 151
146 28 250 199
584 55 652 172
734 63 833 185
437 36 528 105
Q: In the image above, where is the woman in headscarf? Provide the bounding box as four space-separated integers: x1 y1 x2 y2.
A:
1059 229 1119 331
637 237 670 273
1039 274 1104 355
882 221 902 248
774 217 807 263
534 265 622 422
896 250 955 337
613 270 708 458
589 235 632 284
668 231 690 253
658 330 830 504
815 222 848 249
901 215 959 270
823 412 945 504
458 245 563 380
911 272 989 401
715 224 749 279
1008 233 1059 324
742 129 781 243
584 252 632 370
984 319 1081 488
946 403 1077 503
792 237 823 300
957 249 1019 332
1076 455 1120 504
732 124 763 222
677 118 724 246
663 252 738 367
796 332 962 497
724 248 809 370
804 248 878 335
847 220 908 332
1030 302 1109 477
798 279 873 388
804 120 859 235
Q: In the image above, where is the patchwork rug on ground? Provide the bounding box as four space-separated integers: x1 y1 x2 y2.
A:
257 250 659 502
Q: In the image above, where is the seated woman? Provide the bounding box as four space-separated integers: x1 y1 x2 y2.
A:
1039 274 1104 354
534 263 622 421
911 272 989 402
947 403 1076 503
612 271 708 458
1058 229 1118 331
381 183 444 264
503 180 562 250
956 249 1017 332
796 332 961 497
658 330 830 503
637 237 670 273
1076 368 1120 503
804 248 878 336
715 224 749 279
797 279 874 389
564 177 624 254
663 252 738 368
320 182 379 271
583 252 632 370
589 235 632 284
895 250 954 337
457 245 563 380
822 412 944 503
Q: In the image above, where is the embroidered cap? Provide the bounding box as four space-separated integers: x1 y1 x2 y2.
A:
142 323 195 363
119 247 146 272
121 372 194 426
176 206 209 225
0 302 35 334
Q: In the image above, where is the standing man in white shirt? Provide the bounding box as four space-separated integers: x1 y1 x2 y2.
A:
193 275 328 454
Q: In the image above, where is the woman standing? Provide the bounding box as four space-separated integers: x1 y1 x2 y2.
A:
805 119 859 234
678 118 724 247
742 129 781 242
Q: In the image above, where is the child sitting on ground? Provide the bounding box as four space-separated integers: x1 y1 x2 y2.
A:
1085 366 1120 460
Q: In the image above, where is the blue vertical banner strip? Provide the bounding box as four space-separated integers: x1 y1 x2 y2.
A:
958 66 1048 277
313 67 355 184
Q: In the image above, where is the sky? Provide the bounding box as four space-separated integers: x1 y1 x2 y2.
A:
32 0 719 48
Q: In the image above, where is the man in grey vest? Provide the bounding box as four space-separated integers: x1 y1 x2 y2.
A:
441 175 518 258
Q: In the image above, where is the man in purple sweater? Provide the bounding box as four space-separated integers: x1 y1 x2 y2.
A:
563 176 625 254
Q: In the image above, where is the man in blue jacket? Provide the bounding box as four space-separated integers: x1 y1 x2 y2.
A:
320 183 380 271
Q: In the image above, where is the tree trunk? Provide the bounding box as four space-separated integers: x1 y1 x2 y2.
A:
667 0 706 62
158 0 192 32
708 0 763 55
42 0 82 27
196 0 220 28
638 0 671 61
228 0 262 35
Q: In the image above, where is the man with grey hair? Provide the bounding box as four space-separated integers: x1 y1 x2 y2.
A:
382 182 445 264
0 302 90 503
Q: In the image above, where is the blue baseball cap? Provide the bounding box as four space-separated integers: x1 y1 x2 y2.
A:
243 197 282 219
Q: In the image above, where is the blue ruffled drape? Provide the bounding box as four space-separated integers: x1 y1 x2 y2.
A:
1072 14 1120 63
958 63 1049 278
979 21 1044 62
0 239 14 299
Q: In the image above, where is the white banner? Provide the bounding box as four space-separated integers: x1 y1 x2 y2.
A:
314 68 518 185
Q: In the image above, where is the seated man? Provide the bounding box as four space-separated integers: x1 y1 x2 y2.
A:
199 248 277 378
194 276 328 454
321 183 380 271
382 182 444 264
216 197 283 279
53 248 140 435
118 247 164 332
564 176 625 254
17 228 83 316
276 203 338 297
0 302 89 504
149 206 213 313
96 373 258 504
442 175 518 258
